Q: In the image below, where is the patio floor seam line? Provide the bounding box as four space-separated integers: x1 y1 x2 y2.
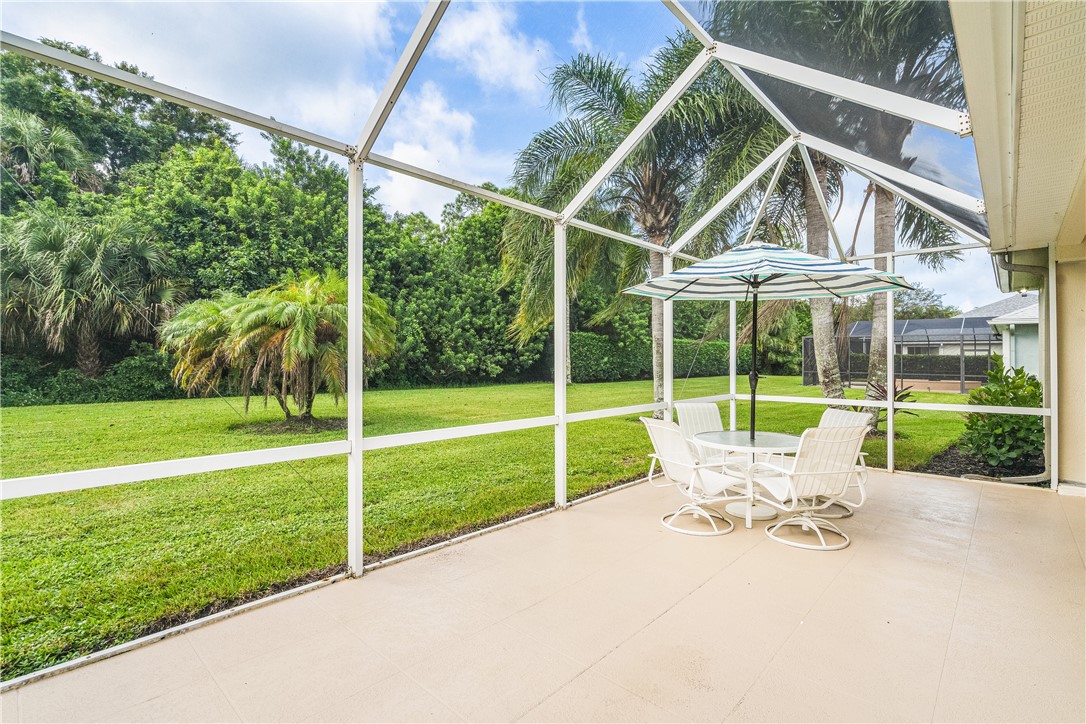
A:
928 482 984 723
394 662 474 723
181 631 246 724
1059 495 1086 569
721 536 862 723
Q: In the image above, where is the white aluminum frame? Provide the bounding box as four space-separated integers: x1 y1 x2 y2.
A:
800 134 984 214
0 0 1061 655
667 138 796 256
799 144 847 259
711 43 967 136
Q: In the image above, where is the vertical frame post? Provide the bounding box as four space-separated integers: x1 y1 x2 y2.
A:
885 253 896 472
554 223 568 507
729 300 737 430
663 255 675 420
1047 255 1059 490
346 159 365 574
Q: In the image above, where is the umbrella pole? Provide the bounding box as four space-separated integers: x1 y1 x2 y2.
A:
749 284 758 442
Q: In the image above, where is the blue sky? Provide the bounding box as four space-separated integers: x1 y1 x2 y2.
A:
2 0 1002 310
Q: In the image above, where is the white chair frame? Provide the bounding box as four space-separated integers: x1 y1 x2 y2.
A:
641 417 748 537
745 425 870 550
814 408 872 518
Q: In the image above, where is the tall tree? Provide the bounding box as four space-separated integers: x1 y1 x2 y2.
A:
1 206 178 377
0 40 235 184
504 36 780 415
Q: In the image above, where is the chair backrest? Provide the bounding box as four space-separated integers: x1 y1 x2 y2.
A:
640 417 698 485
819 408 872 428
791 425 870 498
675 402 724 445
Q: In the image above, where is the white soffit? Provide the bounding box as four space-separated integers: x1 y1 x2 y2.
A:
1014 1 1086 250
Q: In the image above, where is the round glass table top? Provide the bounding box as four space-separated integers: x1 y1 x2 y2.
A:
693 430 801 453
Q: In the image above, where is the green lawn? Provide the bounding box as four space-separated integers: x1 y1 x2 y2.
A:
0 376 967 678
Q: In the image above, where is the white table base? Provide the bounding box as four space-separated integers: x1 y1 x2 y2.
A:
725 501 778 521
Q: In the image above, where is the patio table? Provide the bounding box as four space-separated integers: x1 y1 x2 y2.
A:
693 430 801 529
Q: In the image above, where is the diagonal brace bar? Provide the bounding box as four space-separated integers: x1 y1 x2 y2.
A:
667 138 796 256
561 49 715 221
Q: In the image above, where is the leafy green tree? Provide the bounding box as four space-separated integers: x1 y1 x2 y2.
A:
0 40 235 184
848 284 958 321
504 35 780 414
1 205 178 377
366 193 545 386
116 139 348 296
161 271 395 420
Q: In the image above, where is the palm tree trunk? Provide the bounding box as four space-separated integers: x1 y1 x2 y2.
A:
75 325 103 378
804 163 844 400
649 247 665 419
868 186 894 403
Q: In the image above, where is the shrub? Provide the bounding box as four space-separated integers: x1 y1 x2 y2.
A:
570 332 751 383
100 343 185 402
0 344 182 406
961 361 1044 469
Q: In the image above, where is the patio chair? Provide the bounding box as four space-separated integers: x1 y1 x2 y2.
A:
641 417 748 536
745 425 870 550
675 402 736 466
816 408 872 518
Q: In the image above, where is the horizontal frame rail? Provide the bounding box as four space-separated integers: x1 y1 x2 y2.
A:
1 441 351 501
566 402 664 423
0 32 351 157
360 416 557 451
732 393 1049 416
846 243 988 261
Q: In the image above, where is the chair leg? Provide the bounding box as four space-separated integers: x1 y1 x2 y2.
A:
661 503 734 537
765 514 849 551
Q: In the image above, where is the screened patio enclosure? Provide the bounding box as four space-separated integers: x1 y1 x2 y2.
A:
0 0 1063 688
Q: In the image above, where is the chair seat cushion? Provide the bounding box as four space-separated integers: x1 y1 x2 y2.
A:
699 468 745 496
755 471 792 502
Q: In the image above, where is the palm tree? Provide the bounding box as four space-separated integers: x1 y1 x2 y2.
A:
161 271 396 420
705 0 964 403
504 36 781 414
1 108 101 192
1 207 177 377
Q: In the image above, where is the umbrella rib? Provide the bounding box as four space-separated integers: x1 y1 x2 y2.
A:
664 278 700 301
807 275 845 299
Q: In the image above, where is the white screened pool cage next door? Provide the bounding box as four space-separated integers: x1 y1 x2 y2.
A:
0 0 1061 688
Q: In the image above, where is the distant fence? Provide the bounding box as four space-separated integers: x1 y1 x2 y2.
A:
802 336 999 391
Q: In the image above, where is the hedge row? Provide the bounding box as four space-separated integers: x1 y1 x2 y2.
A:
570 332 751 383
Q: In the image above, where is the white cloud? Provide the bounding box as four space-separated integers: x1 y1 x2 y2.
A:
570 6 593 54
371 82 511 219
431 3 551 102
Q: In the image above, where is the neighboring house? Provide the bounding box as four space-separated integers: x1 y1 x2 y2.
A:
953 293 1038 320
988 302 1040 377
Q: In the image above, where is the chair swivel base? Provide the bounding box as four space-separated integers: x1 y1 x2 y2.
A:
812 497 855 519
661 503 734 536
765 514 849 551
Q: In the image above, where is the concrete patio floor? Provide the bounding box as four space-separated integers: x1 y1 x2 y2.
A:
3 471 1084 723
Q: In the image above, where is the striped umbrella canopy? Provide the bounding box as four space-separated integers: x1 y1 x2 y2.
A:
623 241 912 301
623 241 913 441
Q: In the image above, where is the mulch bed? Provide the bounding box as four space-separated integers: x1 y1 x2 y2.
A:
911 443 1046 483
234 417 347 435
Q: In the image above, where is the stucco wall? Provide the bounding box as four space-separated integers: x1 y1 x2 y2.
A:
1056 248 1085 486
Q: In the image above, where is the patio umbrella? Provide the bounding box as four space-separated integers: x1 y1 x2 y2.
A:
624 241 913 441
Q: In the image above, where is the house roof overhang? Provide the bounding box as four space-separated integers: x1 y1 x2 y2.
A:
950 0 1085 289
